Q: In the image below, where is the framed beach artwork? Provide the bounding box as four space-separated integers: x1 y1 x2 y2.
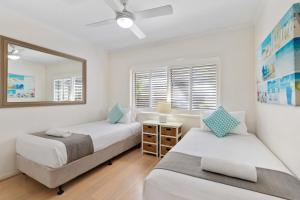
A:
257 3 300 106
7 73 35 99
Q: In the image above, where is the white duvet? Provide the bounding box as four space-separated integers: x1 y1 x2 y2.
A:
16 121 141 168
143 128 292 200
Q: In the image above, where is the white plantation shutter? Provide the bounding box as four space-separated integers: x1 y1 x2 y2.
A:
53 77 83 101
54 78 72 101
74 77 83 101
134 72 151 108
191 65 217 110
150 69 167 108
133 69 167 108
53 79 63 101
170 67 191 110
132 64 218 111
63 79 72 100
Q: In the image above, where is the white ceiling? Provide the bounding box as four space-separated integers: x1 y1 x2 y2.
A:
1 0 263 51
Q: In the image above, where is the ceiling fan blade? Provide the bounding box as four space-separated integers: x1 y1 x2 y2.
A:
130 24 146 39
135 5 173 19
104 0 123 12
86 19 115 27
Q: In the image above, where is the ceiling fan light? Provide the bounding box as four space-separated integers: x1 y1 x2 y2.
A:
8 54 20 60
117 17 133 29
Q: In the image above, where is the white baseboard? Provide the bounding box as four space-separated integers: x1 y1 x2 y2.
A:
0 170 19 181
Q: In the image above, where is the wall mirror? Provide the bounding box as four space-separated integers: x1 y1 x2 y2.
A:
1 36 86 107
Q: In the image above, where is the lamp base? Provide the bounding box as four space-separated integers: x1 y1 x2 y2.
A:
159 115 167 123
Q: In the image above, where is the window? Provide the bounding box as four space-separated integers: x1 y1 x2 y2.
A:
132 64 218 111
133 69 167 108
53 77 83 101
150 70 168 108
191 65 217 110
73 77 83 101
170 67 190 110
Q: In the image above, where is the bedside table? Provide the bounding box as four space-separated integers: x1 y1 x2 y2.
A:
159 122 183 158
142 120 183 157
142 120 159 157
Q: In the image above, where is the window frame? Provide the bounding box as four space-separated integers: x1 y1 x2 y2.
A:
130 57 221 114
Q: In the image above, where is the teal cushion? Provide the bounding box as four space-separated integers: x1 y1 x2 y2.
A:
203 107 240 138
108 104 124 124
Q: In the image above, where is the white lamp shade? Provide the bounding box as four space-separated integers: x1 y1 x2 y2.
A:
156 102 171 114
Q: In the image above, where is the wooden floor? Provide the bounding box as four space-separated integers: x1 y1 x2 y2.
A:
0 148 160 200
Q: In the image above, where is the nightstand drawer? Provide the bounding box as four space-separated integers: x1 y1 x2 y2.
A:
161 136 176 146
161 146 172 155
143 134 156 143
142 120 183 157
161 127 176 136
143 125 157 133
143 143 157 153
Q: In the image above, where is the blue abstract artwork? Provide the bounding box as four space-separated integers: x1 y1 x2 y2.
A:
8 73 35 98
257 3 300 106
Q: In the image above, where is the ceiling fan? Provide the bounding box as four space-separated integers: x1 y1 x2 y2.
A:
8 44 22 60
86 0 173 39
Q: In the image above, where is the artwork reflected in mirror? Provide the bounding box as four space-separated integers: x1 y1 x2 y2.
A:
2 38 86 107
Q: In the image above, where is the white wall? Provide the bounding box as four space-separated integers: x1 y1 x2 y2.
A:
255 0 300 178
109 27 255 133
0 6 109 180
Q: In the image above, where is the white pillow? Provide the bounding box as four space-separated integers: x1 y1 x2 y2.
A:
201 157 257 182
201 110 248 135
46 128 72 138
119 108 136 123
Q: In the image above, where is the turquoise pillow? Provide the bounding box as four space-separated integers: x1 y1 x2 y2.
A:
108 104 124 124
203 107 240 138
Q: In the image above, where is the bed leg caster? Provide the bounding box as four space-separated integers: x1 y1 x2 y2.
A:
57 185 64 195
107 160 112 165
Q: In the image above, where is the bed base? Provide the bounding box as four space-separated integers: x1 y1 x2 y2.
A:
55 157 120 195
17 133 141 195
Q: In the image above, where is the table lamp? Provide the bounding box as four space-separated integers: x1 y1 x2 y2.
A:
156 102 171 123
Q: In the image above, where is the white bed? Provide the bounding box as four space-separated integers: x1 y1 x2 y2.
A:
16 121 141 168
143 128 293 200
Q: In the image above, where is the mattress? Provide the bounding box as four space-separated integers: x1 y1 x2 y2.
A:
143 128 292 200
16 121 141 168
